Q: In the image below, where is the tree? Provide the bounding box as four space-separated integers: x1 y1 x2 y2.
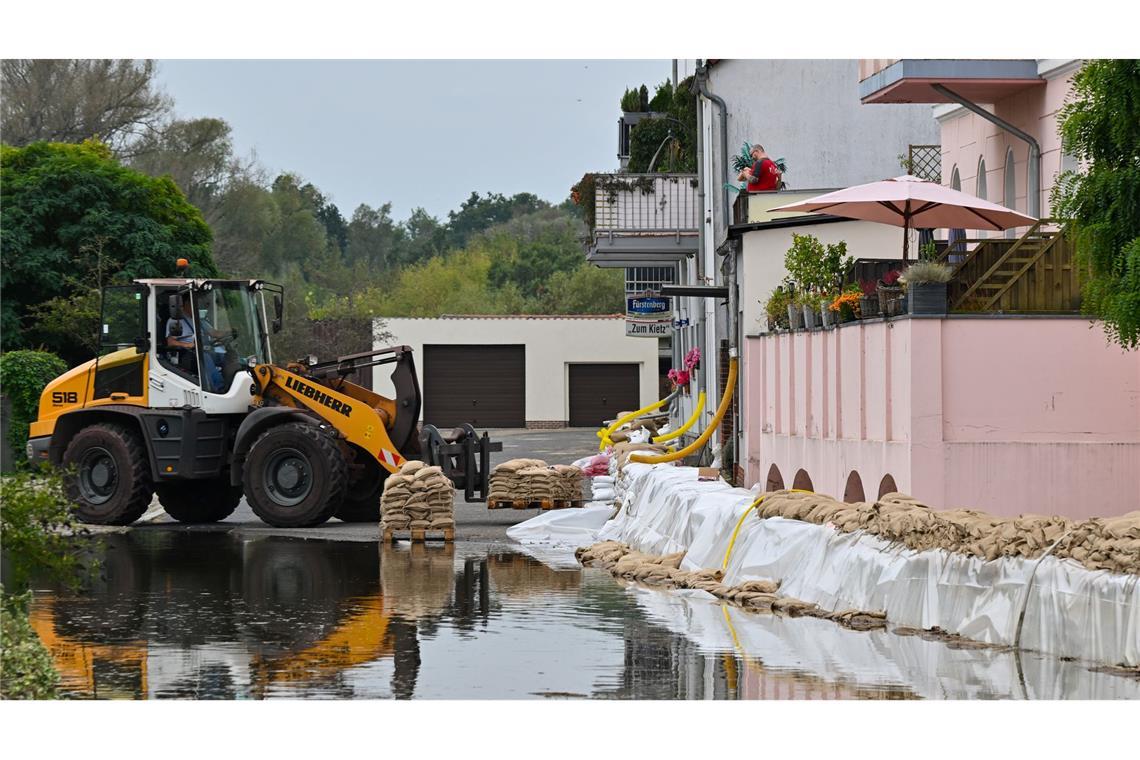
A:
1 60 171 153
627 77 697 173
0 141 215 360
129 117 244 216
347 202 407 271
541 265 625 314
1053 59 1140 349
446 191 549 249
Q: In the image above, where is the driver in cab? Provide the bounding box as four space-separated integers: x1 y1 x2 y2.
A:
166 298 228 391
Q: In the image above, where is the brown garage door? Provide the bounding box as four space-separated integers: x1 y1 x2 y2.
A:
423 345 525 428
568 364 640 428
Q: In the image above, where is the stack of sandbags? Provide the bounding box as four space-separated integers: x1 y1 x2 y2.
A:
611 441 671 469
591 474 616 502
488 458 547 502
380 460 455 532
519 466 557 503
754 491 1140 575
550 464 583 501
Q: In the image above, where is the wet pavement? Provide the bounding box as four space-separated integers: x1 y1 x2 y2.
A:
26 530 1140 700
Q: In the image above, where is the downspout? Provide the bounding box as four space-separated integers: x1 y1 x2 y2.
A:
694 62 731 235
931 83 1041 218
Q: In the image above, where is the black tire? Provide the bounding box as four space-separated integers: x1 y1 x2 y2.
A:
335 455 384 523
156 479 243 524
62 422 154 525
243 422 347 528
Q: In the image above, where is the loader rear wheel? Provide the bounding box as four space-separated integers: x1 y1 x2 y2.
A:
62 423 154 525
244 422 347 528
156 480 243 524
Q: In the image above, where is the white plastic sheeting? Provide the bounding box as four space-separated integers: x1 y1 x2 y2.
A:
596 464 1140 668
506 502 614 548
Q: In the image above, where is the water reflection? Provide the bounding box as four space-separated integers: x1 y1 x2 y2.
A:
23 532 1140 700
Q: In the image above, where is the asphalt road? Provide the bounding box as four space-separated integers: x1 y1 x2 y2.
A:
122 427 601 542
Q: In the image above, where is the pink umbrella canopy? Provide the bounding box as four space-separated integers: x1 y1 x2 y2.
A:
770 175 1038 260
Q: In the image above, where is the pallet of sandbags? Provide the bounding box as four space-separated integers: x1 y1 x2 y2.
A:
380 460 455 541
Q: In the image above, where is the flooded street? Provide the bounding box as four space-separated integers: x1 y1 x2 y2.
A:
26 531 1140 700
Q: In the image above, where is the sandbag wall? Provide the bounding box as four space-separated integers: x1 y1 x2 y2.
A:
597 463 1139 668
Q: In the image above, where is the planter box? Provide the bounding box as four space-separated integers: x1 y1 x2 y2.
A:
878 285 901 313
821 308 835 328
859 296 880 319
802 305 819 330
908 282 948 315
787 304 804 330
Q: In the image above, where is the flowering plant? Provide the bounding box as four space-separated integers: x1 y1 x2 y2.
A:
829 292 860 312
667 347 700 390
683 347 700 371
667 368 691 387
880 270 901 287
859 279 878 296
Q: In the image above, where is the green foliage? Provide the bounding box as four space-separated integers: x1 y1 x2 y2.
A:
1 591 60 700
626 77 697 174
0 141 215 360
540 265 624 314
0 468 88 592
620 87 642 112
784 234 852 296
1053 59 1140 349
764 287 793 328
0 350 68 461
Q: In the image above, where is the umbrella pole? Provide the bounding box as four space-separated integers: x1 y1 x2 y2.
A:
902 218 910 262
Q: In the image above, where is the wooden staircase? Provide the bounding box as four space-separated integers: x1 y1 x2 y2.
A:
943 220 1081 312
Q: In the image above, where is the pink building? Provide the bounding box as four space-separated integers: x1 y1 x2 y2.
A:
733 60 1140 519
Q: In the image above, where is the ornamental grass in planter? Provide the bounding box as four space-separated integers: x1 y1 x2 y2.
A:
899 261 953 315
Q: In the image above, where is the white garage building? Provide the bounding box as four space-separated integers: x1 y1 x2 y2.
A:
373 316 661 429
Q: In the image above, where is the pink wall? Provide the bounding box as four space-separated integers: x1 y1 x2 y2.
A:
741 317 1140 519
939 67 1076 222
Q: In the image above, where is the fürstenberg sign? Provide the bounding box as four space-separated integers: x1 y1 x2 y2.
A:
626 294 672 338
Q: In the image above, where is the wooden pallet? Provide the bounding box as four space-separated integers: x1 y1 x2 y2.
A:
542 499 586 511
382 527 454 543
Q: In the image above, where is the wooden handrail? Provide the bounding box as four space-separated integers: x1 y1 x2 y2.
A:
951 219 1046 308
978 222 1068 309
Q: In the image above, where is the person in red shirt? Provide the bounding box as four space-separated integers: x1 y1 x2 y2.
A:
739 143 781 192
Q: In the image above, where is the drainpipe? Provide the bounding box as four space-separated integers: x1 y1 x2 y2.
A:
694 62 731 236
931 83 1041 219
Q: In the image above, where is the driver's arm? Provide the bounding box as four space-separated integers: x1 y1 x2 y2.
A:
166 319 193 349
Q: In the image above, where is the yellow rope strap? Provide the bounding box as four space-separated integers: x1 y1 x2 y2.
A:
629 358 737 465
652 391 706 443
721 489 814 571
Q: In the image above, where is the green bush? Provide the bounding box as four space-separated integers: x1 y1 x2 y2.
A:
0 468 87 592
0 350 68 462
784 234 852 295
1 591 61 699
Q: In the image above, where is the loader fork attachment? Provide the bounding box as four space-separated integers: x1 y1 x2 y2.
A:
419 424 502 502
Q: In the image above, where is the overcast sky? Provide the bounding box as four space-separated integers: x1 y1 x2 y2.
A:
157 60 670 221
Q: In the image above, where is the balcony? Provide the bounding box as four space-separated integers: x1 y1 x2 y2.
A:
732 189 842 227
858 59 1043 104
581 173 699 268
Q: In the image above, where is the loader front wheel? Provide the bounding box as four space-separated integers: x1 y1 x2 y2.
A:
157 480 243 524
335 456 384 523
62 423 154 525
244 422 347 528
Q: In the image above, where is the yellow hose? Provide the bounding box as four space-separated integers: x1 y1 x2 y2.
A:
721 489 813 571
630 358 738 465
597 395 671 451
652 391 706 443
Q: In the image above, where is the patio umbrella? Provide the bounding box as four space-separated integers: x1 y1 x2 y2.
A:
769 175 1037 261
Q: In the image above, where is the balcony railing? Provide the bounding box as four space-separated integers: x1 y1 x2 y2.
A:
591 173 698 237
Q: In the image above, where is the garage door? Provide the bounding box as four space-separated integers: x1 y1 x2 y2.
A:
423 345 525 428
568 364 640 428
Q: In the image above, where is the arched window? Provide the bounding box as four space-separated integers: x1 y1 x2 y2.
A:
976 158 988 239
792 469 814 492
878 474 898 499
843 471 866 503
948 166 965 263
1004 148 1018 238
766 464 785 492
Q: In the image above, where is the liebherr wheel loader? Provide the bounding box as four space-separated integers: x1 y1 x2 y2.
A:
27 274 500 528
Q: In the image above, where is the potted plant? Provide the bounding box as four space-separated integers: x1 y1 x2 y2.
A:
765 287 792 331
800 293 820 329
858 279 880 318
899 261 953 315
831 287 861 323
820 292 837 327
877 269 902 314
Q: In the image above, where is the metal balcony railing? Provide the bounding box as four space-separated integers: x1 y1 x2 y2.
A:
593 174 699 238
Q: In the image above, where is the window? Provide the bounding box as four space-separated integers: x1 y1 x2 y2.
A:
1004 148 1018 238
625 265 676 296
976 157 988 238
948 166 966 262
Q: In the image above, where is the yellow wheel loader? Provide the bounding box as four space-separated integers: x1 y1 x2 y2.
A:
27 274 500 528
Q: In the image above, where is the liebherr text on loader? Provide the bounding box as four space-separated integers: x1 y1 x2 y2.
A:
28 269 501 528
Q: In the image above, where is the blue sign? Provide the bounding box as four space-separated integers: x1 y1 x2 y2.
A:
626 296 671 318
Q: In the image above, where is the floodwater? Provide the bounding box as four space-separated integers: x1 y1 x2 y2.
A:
25 532 1140 700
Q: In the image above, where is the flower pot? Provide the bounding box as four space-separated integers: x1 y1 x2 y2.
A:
821 308 834 328
908 281 948 315
859 296 880 319
877 284 901 314
802 305 819 330
787 304 804 330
